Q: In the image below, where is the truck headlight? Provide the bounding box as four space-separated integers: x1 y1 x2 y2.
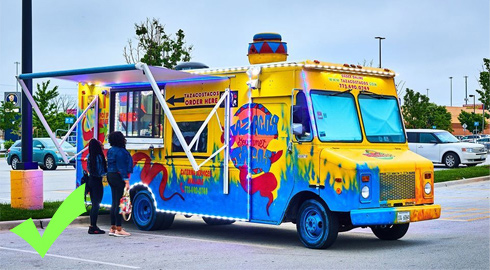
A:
424 182 432 195
361 186 370 199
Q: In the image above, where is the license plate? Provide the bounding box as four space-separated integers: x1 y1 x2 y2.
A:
397 211 410 223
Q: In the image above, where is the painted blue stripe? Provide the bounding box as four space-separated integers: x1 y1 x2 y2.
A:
18 64 137 80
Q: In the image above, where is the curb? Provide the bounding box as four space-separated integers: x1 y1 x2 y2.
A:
0 216 90 231
435 175 490 187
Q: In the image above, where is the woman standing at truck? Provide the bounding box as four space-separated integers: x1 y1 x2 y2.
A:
107 131 133 237
87 139 107 234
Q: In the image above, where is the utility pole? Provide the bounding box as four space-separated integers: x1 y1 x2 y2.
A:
449 77 453 106
375 37 385 68
464 75 468 105
14 61 20 92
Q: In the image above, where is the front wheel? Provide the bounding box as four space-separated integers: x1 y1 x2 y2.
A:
296 199 338 249
443 152 460 168
371 223 409 240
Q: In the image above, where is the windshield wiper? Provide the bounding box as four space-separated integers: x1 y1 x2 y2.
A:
330 89 352 96
359 90 390 99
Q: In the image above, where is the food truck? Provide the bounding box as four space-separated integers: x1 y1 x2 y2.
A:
18 33 441 249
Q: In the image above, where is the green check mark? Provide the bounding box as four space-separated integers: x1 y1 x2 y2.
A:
10 184 87 258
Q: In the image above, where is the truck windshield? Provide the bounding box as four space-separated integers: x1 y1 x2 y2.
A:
311 90 362 142
434 132 459 143
358 94 405 143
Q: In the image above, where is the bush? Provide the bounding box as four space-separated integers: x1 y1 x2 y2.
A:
4 139 14 150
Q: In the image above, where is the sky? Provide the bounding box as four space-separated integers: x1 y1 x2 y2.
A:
0 0 488 107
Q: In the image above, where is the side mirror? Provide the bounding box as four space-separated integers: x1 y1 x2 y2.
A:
293 123 305 136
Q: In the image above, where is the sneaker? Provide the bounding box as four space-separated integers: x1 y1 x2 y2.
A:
109 228 116 236
88 226 106 235
114 228 131 237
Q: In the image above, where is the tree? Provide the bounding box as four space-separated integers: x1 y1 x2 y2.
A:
458 110 489 134
53 94 77 112
123 18 193 68
475 58 490 109
0 100 21 135
32 80 60 137
402 88 452 131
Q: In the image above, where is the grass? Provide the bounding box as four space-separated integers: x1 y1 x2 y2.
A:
0 201 109 222
434 165 490 183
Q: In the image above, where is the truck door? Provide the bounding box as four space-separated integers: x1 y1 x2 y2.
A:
246 97 292 223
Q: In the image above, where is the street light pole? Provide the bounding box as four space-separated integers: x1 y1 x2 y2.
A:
426 88 429 98
464 76 468 105
375 37 385 68
449 77 453 106
14 61 20 92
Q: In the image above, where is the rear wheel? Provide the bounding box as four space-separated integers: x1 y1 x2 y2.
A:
371 223 409 240
44 155 57 170
202 217 235 225
296 199 338 249
443 152 460 168
132 190 174 230
10 156 20 170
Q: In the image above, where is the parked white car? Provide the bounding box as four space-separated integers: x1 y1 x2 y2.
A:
407 129 487 168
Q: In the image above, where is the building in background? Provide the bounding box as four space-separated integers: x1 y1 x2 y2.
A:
446 105 489 136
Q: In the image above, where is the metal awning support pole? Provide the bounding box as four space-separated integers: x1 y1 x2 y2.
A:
60 95 98 145
17 77 69 163
93 95 99 139
223 88 231 194
189 90 229 149
136 63 199 171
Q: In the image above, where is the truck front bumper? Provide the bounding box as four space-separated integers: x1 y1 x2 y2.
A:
350 204 441 226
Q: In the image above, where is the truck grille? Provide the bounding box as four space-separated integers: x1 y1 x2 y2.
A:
379 172 415 201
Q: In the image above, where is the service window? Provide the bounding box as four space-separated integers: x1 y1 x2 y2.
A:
171 121 208 153
111 88 164 138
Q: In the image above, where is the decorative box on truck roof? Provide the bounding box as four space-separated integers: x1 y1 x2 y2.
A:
17 33 441 249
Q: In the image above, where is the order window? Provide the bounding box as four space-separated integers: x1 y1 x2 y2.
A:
172 121 208 153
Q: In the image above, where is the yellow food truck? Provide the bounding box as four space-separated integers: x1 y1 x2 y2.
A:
18 33 441 249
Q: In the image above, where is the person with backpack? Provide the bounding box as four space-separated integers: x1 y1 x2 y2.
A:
107 131 133 237
87 138 107 234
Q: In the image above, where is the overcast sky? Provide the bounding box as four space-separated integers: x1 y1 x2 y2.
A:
0 0 488 107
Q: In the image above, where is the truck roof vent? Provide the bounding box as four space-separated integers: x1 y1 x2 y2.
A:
174 62 209 70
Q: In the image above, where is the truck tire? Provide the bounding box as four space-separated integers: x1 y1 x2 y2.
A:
371 223 409 240
296 199 338 249
133 190 169 231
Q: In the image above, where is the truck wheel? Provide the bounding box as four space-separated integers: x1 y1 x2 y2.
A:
133 190 168 231
296 199 338 249
443 152 460 168
158 212 175 230
371 224 409 240
44 155 57 170
202 217 235 225
11 156 20 170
